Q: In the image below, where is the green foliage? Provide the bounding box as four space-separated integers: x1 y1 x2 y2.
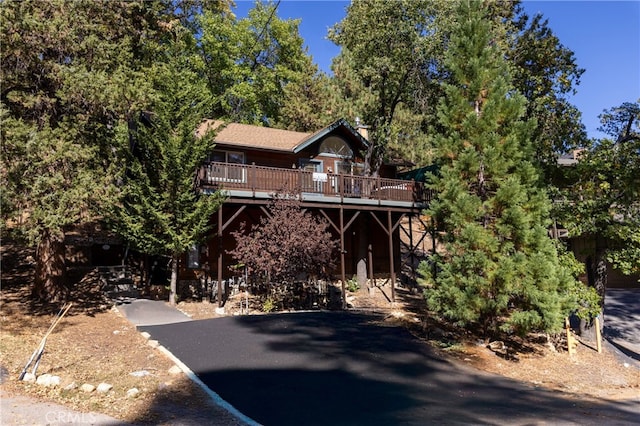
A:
278 64 339 132
262 297 277 313
0 0 145 242
418 1 591 337
106 27 226 304
558 101 640 280
328 0 451 173
506 7 588 173
346 276 360 293
1 110 111 241
198 0 313 125
111 33 225 256
324 0 587 180
0 0 164 300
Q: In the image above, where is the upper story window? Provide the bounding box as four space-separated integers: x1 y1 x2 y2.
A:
208 150 245 164
206 150 246 182
336 160 365 176
319 136 353 158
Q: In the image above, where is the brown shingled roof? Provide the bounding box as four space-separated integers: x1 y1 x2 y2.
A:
198 119 312 152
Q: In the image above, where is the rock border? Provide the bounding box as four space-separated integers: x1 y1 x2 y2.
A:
136 324 259 426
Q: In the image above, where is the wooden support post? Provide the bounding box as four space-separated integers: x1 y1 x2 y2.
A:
595 316 603 353
388 210 395 303
217 206 223 308
356 215 368 288
340 207 346 309
408 214 415 280
368 243 374 292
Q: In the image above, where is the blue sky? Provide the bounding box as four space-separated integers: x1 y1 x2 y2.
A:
233 1 640 140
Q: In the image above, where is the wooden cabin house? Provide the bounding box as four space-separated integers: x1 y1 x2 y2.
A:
181 119 433 305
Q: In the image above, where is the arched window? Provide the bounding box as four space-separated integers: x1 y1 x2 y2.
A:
319 136 353 158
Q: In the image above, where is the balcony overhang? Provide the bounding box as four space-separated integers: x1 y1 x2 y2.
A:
197 162 432 212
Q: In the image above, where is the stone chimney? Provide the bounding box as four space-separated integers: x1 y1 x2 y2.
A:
354 117 369 140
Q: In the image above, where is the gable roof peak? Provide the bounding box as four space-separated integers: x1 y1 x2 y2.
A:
196 118 369 153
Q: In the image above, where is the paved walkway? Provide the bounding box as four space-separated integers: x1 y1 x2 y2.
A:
115 299 192 327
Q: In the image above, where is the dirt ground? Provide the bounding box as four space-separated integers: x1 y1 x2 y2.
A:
0 242 240 425
1 241 639 424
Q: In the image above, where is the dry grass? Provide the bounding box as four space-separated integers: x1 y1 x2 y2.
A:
0 241 239 424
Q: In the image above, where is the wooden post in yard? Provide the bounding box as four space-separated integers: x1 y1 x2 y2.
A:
595 316 603 353
566 317 577 356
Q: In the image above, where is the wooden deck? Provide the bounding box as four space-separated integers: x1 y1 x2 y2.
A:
197 162 432 206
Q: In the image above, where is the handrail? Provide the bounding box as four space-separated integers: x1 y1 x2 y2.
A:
197 162 432 204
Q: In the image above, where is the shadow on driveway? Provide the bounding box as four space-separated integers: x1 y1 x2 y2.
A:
604 288 640 362
141 312 640 425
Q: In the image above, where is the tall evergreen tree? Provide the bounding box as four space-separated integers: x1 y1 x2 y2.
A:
418 1 597 337
328 0 450 175
1 0 227 302
198 0 313 126
506 6 587 180
0 0 158 302
325 1 586 179
110 30 225 305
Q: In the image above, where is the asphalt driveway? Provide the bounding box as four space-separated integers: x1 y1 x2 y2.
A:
605 288 640 361
141 311 639 425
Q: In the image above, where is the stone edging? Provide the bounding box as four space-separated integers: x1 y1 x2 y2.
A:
140 330 260 426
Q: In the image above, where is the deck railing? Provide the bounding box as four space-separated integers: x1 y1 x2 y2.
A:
197 162 432 204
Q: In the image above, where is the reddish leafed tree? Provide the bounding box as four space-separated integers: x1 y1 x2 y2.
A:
229 191 338 286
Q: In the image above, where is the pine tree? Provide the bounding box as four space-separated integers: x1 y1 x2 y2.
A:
111 31 225 305
0 0 158 302
198 0 313 126
418 1 597 337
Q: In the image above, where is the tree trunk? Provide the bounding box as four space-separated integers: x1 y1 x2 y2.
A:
586 236 608 311
32 229 68 303
593 238 608 308
580 236 607 339
169 252 179 306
